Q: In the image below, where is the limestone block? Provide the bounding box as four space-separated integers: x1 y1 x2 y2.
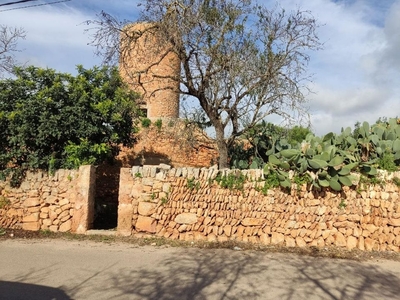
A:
117 203 134 236
347 236 358 250
136 216 157 233
223 225 232 237
218 235 229 242
241 218 263 226
39 212 49 219
271 232 285 245
138 202 157 216
59 198 69 207
27 207 40 214
45 196 57 204
193 231 206 241
28 190 39 197
59 219 72 232
388 218 400 227
285 236 296 247
42 219 52 226
49 225 58 232
295 236 307 247
24 198 40 207
23 213 39 223
260 234 271 245
175 213 198 224
334 232 347 247
22 222 40 231
207 233 217 242
364 238 375 251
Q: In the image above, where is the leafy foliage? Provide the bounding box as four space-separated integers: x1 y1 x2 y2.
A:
0 65 139 185
231 118 400 191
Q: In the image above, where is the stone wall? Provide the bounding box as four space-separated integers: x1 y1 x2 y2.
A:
0 165 95 233
118 121 218 168
118 166 400 252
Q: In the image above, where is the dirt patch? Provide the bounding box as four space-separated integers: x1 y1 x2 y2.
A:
1 227 399 262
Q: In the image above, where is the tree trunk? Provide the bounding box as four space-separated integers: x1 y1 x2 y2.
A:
215 125 229 169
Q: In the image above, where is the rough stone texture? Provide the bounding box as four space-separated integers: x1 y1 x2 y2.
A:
175 213 198 225
118 167 400 253
136 216 157 233
118 123 218 169
120 23 180 119
0 166 94 234
138 202 157 216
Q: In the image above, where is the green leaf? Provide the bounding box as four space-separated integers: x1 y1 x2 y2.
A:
362 121 370 135
370 134 379 146
280 179 291 188
393 139 400 152
338 175 353 186
280 161 290 171
268 155 281 165
280 149 300 159
318 179 330 187
323 132 334 143
329 180 342 191
249 161 259 169
328 156 344 167
308 159 328 170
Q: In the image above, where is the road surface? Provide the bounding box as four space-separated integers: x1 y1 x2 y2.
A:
1 239 400 299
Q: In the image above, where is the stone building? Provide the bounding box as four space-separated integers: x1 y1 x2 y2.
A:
119 22 180 120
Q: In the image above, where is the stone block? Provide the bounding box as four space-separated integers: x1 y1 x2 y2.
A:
347 236 358 250
271 232 285 245
285 236 296 247
223 225 232 237
241 218 264 226
207 233 217 242
175 213 198 224
138 202 157 216
116 203 133 236
135 216 157 233
260 234 271 245
59 219 72 232
49 225 58 232
295 236 307 247
388 218 400 227
365 238 375 251
335 232 347 247
23 213 39 223
24 198 40 208
22 222 40 231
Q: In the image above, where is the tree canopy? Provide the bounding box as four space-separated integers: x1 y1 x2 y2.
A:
88 0 322 168
0 65 139 185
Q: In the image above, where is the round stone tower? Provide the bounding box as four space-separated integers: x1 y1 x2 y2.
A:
119 23 180 120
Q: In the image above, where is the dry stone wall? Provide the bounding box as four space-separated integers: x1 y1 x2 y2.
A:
118 166 400 252
0 165 95 233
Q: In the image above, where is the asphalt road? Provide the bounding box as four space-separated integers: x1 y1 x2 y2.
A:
1 239 400 300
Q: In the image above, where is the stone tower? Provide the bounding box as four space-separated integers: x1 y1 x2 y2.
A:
119 23 180 120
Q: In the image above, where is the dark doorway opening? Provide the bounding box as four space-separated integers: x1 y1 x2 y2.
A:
93 163 121 230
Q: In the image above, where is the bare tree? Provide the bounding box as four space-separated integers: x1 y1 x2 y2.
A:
88 0 322 169
0 25 26 76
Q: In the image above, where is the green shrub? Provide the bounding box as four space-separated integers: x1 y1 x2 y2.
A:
141 118 151 128
154 119 163 130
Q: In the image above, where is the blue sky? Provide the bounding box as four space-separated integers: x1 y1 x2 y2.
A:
1 0 399 136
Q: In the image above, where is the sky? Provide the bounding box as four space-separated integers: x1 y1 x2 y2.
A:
0 0 399 136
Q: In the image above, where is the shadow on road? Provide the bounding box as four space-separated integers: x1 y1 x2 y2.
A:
261 255 400 300
109 249 263 300
0 281 70 300
106 250 400 300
